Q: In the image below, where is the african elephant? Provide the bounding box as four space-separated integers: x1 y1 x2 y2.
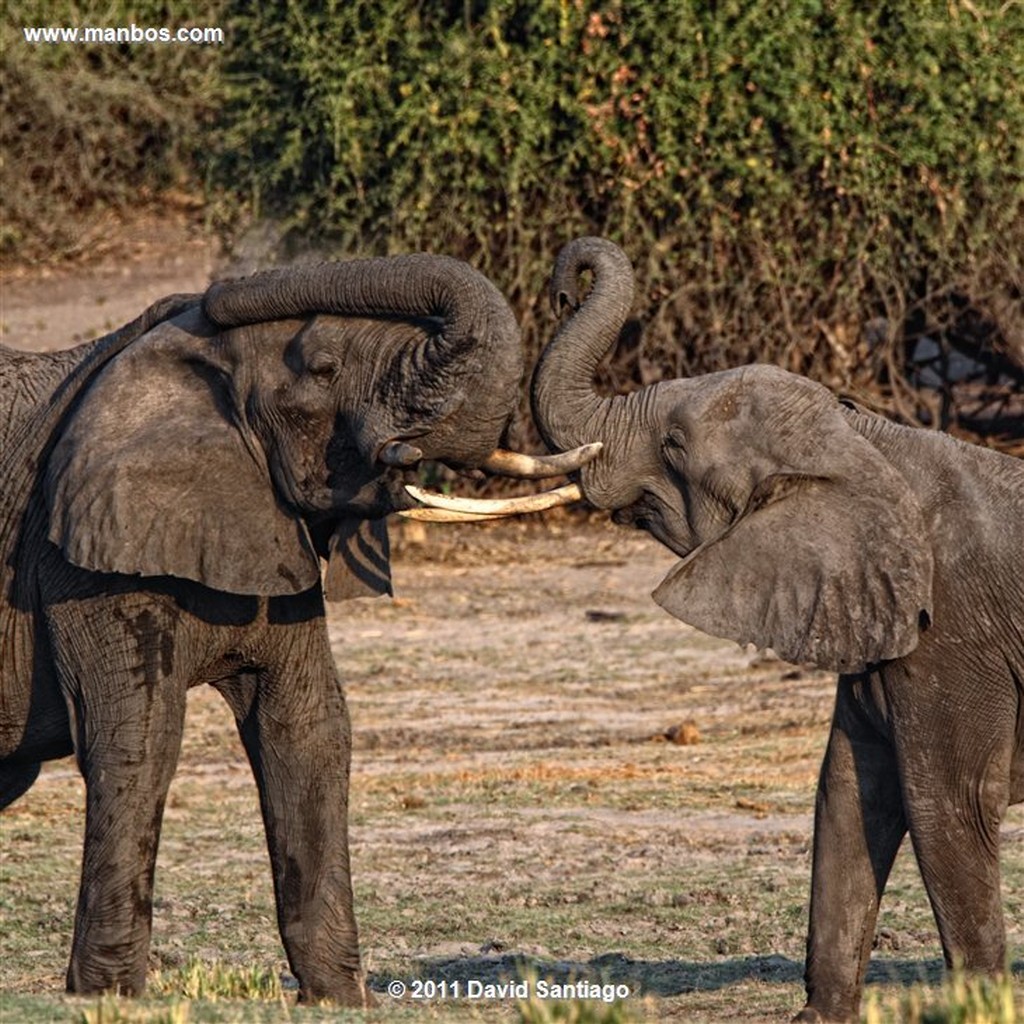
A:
0 255 596 1004
531 237 1024 1023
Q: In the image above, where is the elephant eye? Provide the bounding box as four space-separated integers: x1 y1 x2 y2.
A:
306 351 338 380
664 427 687 452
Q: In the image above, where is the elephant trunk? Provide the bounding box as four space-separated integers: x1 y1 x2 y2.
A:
204 255 521 410
202 253 524 466
530 237 634 454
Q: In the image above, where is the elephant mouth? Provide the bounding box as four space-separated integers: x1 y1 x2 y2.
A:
607 489 704 562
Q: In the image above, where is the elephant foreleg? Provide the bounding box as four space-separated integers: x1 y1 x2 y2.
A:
59 659 187 994
214 642 369 1007
798 680 906 1024
898 739 1010 977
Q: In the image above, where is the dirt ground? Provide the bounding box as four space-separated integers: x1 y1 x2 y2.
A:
1 224 1022 1022
0 213 219 352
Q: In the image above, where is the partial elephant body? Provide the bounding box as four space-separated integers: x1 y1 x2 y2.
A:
0 256 597 1005
2 297 205 777
803 410 1024 1021
849 405 1024 636
0 286 371 1002
0 344 94 443
0 294 201 450
531 237 1024 1024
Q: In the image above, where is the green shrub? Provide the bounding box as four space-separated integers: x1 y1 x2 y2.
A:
215 0 1023 446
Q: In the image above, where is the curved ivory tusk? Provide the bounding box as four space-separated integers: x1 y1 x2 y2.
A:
401 482 583 518
396 508 510 523
480 442 603 479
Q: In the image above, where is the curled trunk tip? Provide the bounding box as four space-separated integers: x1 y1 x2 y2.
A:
531 237 635 453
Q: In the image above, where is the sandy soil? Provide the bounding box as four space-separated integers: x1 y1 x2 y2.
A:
1 214 218 352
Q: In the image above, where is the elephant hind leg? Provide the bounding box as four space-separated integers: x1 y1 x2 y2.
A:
0 761 41 810
891 666 1016 978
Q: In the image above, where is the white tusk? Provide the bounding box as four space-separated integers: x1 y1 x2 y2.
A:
401 482 583 519
396 508 508 523
481 442 603 479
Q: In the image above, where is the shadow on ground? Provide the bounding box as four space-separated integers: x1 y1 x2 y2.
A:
372 952 1024 997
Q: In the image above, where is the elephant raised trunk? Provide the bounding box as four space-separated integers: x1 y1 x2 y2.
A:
203 254 518 372
204 255 522 470
203 256 602 518
531 237 635 455
529 237 648 510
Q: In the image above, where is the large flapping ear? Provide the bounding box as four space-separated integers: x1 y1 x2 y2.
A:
322 518 393 602
45 311 321 596
652 415 934 673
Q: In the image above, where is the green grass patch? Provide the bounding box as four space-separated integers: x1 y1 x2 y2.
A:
147 959 282 1002
863 970 1021 1024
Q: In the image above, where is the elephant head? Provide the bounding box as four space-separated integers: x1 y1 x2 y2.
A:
531 237 933 672
43 255 596 600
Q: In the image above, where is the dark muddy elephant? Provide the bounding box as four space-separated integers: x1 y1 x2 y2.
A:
531 237 1024 1023
0 255 596 1004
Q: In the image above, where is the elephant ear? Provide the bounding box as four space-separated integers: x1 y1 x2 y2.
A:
652 432 934 673
45 313 321 596
322 518 393 602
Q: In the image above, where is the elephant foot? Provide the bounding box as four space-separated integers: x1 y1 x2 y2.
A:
296 971 374 1008
66 959 146 998
792 1005 853 1024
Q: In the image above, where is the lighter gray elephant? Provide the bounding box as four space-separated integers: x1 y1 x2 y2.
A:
0 255 596 1004
531 237 1024 1023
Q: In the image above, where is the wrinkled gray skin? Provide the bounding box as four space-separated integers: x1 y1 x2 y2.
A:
531 237 1024 1023
0 256 525 1005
